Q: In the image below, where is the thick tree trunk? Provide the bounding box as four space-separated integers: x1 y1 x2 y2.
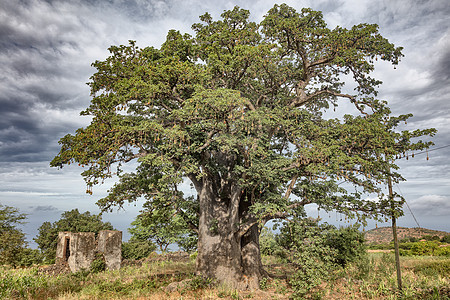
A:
240 223 264 289
194 176 263 290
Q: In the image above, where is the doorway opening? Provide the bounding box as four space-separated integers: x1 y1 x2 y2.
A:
63 237 70 261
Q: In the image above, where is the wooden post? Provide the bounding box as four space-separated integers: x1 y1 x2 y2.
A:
388 174 402 291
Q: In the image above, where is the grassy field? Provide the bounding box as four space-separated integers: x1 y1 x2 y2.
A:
1 253 449 299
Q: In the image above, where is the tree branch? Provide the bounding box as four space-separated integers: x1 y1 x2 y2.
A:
175 206 199 234
284 174 298 200
290 88 362 112
236 200 310 238
197 130 216 152
308 55 335 69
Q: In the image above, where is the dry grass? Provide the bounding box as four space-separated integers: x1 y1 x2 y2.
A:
2 253 449 299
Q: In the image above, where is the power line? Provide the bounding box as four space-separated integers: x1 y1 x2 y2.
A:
392 144 450 231
402 144 450 157
395 184 421 229
393 144 445 232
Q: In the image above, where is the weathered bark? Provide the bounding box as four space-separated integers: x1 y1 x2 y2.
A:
240 223 264 289
193 175 263 290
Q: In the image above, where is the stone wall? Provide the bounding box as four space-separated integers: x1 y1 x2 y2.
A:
97 230 122 270
55 230 122 272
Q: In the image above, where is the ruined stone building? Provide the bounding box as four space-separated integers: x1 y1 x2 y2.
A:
56 230 122 272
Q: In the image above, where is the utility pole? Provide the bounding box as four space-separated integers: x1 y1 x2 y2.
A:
388 173 402 291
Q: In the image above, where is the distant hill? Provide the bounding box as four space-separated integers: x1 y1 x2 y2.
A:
364 226 449 244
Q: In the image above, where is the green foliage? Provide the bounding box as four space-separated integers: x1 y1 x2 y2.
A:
34 209 114 262
422 235 441 241
0 270 47 299
51 4 433 221
367 242 392 250
326 225 367 267
128 207 196 253
259 277 268 290
372 239 450 257
399 241 443 256
1 254 448 299
259 226 280 256
177 232 198 253
122 239 156 260
441 235 450 243
91 253 106 273
0 204 28 267
276 218 335 296
0 204 27 231
274 218 367 297
16 248 44 267
186 275 215 291
399 236 419 243
435 246 450 257
0 230 27 268
0 267 85 299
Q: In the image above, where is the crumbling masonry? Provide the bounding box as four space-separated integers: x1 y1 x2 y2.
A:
56 230 122 272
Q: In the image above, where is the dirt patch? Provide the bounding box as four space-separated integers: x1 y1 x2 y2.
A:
367 249 393 253
38 262 71 276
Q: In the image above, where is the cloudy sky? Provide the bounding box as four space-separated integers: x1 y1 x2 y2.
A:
1 0 449 247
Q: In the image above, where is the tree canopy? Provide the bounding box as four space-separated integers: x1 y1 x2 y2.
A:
0 204 28 267
51 4 435 289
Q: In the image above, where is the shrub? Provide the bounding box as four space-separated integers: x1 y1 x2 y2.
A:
441 235 450 243
435 246 450 257
122 239 156 260
17 248 44 266
289 248 334 298
326 225 366 267
421 235 440 241
399 241 442 256
367 242 392 250
399 236 418 243
90 253 106 273
275 218 367 298
410 241 439 256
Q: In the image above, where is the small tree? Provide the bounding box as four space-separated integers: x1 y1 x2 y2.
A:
129 196 198 252
0 204 28 267
34 209 114 262
276 218 339 297
275 218 367 297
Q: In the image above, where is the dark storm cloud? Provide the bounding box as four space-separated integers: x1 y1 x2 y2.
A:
0 1 94 163
0 86 87 162
31 205 59 212
0 0 186 164
433 49 450 83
